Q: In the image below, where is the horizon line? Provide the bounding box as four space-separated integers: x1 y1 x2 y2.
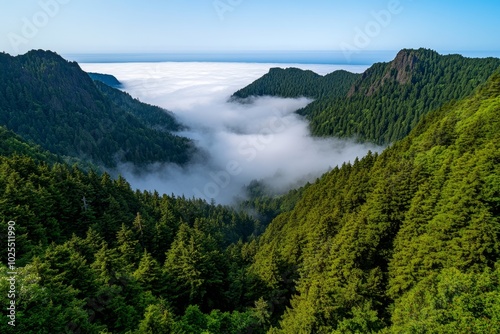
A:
60 49 500 65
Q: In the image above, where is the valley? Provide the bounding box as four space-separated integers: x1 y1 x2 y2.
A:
0 49 499 333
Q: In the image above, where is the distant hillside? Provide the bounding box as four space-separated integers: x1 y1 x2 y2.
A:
0 125 102 172
87 72 123 88
232 67 360 100
0 50 194 167
234 49 500 145
301 49 500 144
94 80 182 132
0 126 61 164
249 71 500 332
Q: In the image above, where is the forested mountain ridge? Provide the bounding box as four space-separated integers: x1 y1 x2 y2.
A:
248 72 500 333
88 72 123 88
93 80 183 133
0 50 194 167
0 125 61 164
234 49 500 145
0 50 499 333
232 67 360 100
301 48 500 143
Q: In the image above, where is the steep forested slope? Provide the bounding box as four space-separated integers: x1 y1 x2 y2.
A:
87 72 123 88
0 126 61 164
0 50 194 167
248 72 500 333
303 49 500 144
234 49 500 145
93 80 182 133
0 153 265 333
232 67 360 100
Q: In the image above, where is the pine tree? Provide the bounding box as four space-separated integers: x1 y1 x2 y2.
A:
133 250 164 295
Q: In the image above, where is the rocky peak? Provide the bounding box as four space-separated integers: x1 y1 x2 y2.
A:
348 48 436 97
388 49 419 84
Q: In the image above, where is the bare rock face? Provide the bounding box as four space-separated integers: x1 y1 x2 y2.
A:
348 49 423 97
389 49 418 84
365 49 419 96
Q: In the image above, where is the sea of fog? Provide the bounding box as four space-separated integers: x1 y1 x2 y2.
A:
80 62 381 204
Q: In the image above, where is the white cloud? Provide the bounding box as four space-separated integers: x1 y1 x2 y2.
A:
80 62 378 204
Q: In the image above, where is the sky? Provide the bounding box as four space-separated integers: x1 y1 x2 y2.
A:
79 62 379 204
1 0 499 57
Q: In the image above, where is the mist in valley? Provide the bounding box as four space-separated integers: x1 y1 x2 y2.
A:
81 62 378 204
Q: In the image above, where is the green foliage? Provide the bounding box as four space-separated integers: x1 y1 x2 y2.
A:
175 304 263 334
1 50 499 333
0 50 194 167
0 263 105 334
136 302 176 334
232 67 360 100
93 80 182 133
0 144 264 332
234 49 500 145
164 223 228 312
238 179 309 232
388 266 500 334
134 250 164 295
248 73 500 332
88 72 123 88
0 126 60 163
302 49 500 144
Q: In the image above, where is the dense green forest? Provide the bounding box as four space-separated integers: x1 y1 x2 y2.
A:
0 50 194 167
0 50 499 333
88 72 123 88
0 154 267 333
232 67 360 100
234 49 500 145
249 72 500 333
93 81 182 134
0 126 61 164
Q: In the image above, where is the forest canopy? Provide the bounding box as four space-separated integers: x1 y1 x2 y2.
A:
0 49 499 333
0 50 194 168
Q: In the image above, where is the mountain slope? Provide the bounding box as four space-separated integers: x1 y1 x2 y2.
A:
93 80 182 133
233 49 500 145
0 153 261 333
87 72 123 88
0 50 194 167
301 48 500 144
0 126 61 164
232 67 360 100
248 72 500 332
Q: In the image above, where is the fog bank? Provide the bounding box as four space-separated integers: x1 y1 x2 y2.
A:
81 62 378 204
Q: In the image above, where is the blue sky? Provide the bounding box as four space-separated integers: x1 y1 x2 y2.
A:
1 0 499 56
